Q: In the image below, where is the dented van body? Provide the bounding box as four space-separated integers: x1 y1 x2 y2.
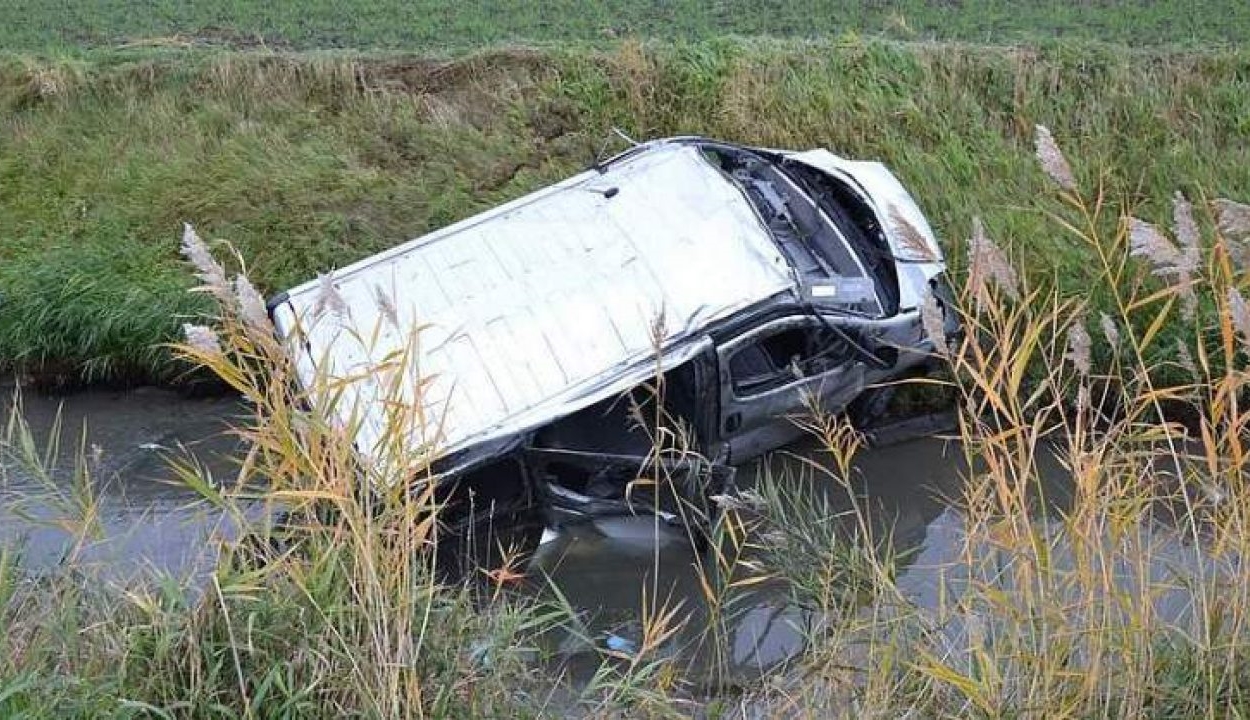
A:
267 137 957 540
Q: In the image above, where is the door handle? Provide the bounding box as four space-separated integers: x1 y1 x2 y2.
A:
724 412 742 433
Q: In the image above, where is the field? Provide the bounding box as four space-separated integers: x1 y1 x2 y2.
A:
4 3 1250 718
8 0 1250 52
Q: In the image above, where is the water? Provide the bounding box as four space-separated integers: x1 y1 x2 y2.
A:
0 383 244 577
0 383 1218 679
528 433 981 679
0 383 975 664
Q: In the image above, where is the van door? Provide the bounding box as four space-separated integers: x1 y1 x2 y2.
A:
716 315 865 463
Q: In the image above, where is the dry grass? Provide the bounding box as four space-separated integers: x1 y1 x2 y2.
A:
712 126 1250 717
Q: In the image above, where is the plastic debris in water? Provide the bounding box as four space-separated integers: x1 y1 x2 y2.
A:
467 638 496 669
604 633 637 655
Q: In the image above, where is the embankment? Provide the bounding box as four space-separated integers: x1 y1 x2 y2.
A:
2 39 1248 385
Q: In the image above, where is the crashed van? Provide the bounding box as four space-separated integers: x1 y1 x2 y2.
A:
267 137 956 547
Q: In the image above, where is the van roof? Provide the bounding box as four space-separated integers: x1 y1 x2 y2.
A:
270 142 797 466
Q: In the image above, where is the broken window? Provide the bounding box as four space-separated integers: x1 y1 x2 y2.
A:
727 324 852 397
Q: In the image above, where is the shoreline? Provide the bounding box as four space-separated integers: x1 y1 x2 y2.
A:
3 39 1247 392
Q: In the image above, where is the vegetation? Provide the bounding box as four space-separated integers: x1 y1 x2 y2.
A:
8 0 1250 53
2 40 1249 383
4 4 1250 717
3 132 1250 715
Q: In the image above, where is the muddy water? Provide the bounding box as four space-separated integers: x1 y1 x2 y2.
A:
0 384 985 668
528 433 981 676
0 383 244 577
0 384 1212 679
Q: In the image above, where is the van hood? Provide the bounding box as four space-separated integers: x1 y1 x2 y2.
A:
786 149 945 311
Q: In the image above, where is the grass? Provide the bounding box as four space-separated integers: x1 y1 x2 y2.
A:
2 39 1249 384
7 0 1250 52
3 7 1250 716
3 135 1250 715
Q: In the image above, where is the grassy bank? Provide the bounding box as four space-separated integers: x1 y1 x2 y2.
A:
8 0 1250 52
2 40 1249 384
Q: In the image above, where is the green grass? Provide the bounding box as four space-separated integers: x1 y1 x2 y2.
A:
6 0 1250 52
2 40 1249 383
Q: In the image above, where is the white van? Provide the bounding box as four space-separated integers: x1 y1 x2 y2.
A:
268 137 956 549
